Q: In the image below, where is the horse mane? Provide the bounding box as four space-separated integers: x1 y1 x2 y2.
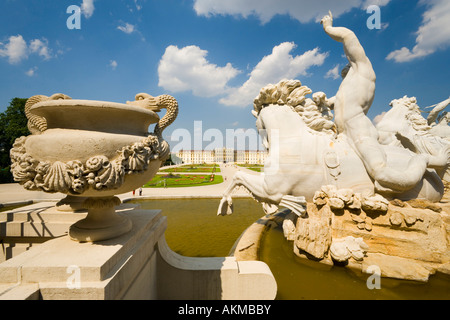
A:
253 79 336 135
389 96 431 133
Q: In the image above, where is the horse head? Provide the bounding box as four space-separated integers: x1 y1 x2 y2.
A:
252 79 336 140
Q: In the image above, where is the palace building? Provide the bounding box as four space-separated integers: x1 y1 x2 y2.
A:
173 148 268 165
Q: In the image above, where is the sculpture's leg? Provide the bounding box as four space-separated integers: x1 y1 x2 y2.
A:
69 196 132 242
373 154 428 193
218 172 268 216
217 171 307 216
396 131 450 169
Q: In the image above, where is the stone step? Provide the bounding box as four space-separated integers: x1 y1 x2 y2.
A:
0 202 138 223
0 221 74 238
1 243 34 263
0 210 86 223
0 203 84 223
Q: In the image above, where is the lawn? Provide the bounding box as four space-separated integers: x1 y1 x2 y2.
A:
160 164 221 173
144 173 223 188
237 164 264 172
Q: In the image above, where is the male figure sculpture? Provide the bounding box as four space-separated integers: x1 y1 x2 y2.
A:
321 12 446 193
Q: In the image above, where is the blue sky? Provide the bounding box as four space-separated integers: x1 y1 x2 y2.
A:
0 0 449 150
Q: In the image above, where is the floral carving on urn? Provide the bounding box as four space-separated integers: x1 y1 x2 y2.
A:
10 93 178 242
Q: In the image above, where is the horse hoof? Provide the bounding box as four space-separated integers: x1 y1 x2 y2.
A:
218 198 233 216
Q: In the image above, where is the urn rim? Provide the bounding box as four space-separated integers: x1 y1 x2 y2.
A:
30 99 160 122
29 99 160 134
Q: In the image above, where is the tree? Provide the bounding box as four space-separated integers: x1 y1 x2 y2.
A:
0 98 29 182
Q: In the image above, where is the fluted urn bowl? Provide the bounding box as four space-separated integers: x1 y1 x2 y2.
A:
10 93 178 242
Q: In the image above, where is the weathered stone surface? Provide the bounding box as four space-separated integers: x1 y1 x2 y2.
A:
362 253 433 282
282 212 298 241
330 236 369 262
406 199 442 213
294 203 332 260
288 187 450 281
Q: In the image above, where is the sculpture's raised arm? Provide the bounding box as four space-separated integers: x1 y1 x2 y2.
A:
318 10 449 195
320 11 354 42
426 97 450 126
321 11 372 75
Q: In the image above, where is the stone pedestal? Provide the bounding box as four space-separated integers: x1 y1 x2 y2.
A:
0 202 140 262
0 208 164 300
0 202 87 262
0 205 277 300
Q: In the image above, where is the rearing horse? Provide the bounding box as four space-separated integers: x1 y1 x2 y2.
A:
218 13 447 217
218 99 444 217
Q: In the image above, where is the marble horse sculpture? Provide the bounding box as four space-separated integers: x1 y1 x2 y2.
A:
376 95 450 181
218 12 448 217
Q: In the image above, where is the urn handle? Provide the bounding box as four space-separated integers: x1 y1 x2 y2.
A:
130 93 179 138
24 94 72 134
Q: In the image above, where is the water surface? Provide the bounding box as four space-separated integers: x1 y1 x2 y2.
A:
132 198 265 257
131 198 450 300
260 220 450 300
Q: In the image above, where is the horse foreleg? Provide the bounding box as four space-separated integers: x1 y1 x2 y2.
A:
218 171 307 217
218 171 269 216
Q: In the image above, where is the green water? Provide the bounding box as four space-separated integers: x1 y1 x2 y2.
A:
130 198 450 300
260 221 450 300
131 198 265 257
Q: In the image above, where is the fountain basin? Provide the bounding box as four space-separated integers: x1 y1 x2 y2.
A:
131 197 450 300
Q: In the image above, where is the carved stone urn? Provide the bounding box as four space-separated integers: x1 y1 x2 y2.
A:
10 93 178 242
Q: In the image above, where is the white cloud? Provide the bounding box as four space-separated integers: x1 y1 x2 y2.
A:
373 111 386 125
134 0 142 11
387 0 450 63
29 39 52 60
0 35 54 65
158 42 327 107
0 35 28 64
81 0 95 18
386 47 428 63
25 67 38 77
194 0 390 24
110 60 118 70
220 42 327 107
158 45 241 97
325 64 341 80
117 23 136 34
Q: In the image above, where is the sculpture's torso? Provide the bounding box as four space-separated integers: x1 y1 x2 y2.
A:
334 66 376 135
